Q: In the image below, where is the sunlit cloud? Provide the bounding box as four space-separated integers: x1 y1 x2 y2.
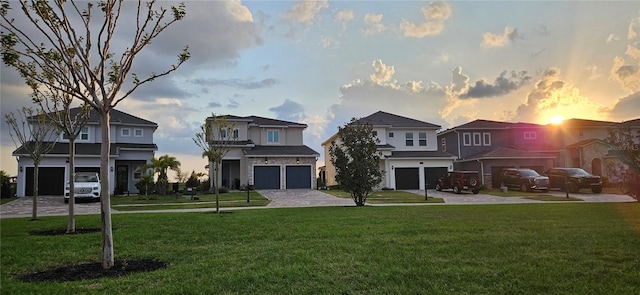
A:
400 1 452 38
335 9 354 30
607 33 619 43
482 27 519 48
363 13 385 36
283 0 329 24
628 17 640 40
369 60 395 84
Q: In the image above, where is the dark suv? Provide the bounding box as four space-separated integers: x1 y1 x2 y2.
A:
500 168 549 192
545 168 602 193
435 171 481 194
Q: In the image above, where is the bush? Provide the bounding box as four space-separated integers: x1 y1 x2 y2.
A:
198 179 210 192
135 175 155 196
217 186 229 194
185 172 200 188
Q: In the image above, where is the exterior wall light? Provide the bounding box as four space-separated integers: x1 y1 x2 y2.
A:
264 157 268 164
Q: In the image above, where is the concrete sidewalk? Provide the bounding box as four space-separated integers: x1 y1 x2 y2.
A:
1 190 636 219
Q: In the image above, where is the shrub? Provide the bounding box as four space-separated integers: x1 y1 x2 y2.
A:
135 175 155 196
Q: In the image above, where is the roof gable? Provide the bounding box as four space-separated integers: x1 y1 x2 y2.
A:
210 115 307 128
57 107 157 126
354 111 440 128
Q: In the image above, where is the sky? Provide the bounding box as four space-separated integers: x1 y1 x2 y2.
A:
1 0 640 179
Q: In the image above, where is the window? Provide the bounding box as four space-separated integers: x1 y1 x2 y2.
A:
418 132 427 146
405 132 414 146
524 131 537 140
268 130 280 143
441 138 446 152
389 132 394 138
482 132 491 146
473 133 482 146
220 129 227 138
121 128 130 137
463 133 471 146
63 126 89 141
134 129 143 137
372 131 378 136
232 129 239 138
133 166 143 179
578 130 584 137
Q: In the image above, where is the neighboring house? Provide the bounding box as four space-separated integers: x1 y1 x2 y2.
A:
206 115 320 190
322 111 456 190
437 117 640 187
13 108 158 197
437 119 558 187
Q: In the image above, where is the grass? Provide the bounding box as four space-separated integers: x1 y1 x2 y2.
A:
322 189 444 204
110 191 269 210
2 204 640 294
1 197 18 205
523 195 583 201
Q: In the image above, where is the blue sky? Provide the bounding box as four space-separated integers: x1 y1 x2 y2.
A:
1 0 639 177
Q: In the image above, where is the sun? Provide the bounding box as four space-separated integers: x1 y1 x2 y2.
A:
548 115 565 125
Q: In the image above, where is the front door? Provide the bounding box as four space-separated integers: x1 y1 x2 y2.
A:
116 165 128 195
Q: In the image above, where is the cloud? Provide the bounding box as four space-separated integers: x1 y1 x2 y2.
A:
629 17 640 40
269 99 306 122
363 14 385 36
611 56 640 92
461 71 532 99
400 1 452 38
320 37 339 49
283 0 329 24
607 33 619 43
335 9 354 30
190 78 279 90
608 92 640 120
369 60 395 84
445 66 470 98
626 44 640 61
435 53 450 64
481 27 519 48
227 99 240 109
207 101 222 108
585 65 602 80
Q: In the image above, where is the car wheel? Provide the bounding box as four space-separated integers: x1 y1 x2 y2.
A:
435 183 442 191
453 184 461 194
520 183 528 192
472 189 480 194
568 182 579 193
469 178 479 187
591 187 602 194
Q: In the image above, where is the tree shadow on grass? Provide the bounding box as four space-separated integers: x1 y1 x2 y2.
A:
17 259 167 282
28 227 102 236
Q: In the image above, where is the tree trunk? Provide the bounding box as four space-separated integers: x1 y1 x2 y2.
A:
214 164 220 214
31 164 39 220
99 111 114 269
67 138 76 233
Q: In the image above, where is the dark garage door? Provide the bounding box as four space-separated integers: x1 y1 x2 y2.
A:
25 167 65 196
424 167 448 189
75 167 101 174
395 168 419 190
254 166 280 189
286 166 311 189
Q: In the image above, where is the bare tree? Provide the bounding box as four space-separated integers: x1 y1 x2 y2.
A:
5 107 59 219
193 114 238 213
1 0 189 269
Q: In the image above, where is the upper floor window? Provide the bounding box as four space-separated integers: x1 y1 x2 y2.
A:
63 126 89 141
232 129 239 138
483 132 491 146
405 132 414 146
418 132 427 146
134 129 143 137
441 138 446 152
524 131 537 140
473 133 482 146
121 128 130 137
268 130 280 143
220 129 227 138
463 133 471 146
389 132 394 138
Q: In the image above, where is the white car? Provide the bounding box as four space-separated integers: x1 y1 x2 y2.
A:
64 172 101 203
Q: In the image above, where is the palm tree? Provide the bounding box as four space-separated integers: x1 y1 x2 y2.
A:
146 155 181 195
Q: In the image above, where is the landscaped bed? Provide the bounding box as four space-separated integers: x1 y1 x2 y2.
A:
322 189 444 204
2 203 639 293
110 191 269 210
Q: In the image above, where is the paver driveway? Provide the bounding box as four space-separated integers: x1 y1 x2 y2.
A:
259 189 355 207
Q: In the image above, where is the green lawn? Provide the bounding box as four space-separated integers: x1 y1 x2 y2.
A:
0 197 17 205
110 191 269 210
323 189 444 204
2 203 639 294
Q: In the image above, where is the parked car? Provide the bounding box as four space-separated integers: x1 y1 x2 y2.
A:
64 172 101 203
435 171 481 194
499 168 549 192
544 168 602 193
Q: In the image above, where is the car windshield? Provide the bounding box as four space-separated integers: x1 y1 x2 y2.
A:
566 168 590 176
74 173 98 182
518 170 540 177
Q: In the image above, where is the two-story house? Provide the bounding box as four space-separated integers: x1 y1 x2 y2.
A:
206 115 320 190
322 111 456 190
437 119 557 188
12 108 158 197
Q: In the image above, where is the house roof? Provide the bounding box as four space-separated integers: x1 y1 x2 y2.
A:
210 115 307 128
386 150 456 159
559 118 618 128
13 142 157 156
210 140 255 146
565 138 608 149
354 111 440 129
50 107 158 127
377 144 396 150
620 118 640 127
243 145 320 157
438 119 543 136
459 147 556 162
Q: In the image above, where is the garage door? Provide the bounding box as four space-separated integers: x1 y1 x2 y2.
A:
25 167 65 196
75 167 101 174
424 167 448 189
254 166 280 189
286 166 311 189
395 168 419 190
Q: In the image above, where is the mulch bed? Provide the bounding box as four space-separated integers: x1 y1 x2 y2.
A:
28 227 102 236
17 259 168 282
